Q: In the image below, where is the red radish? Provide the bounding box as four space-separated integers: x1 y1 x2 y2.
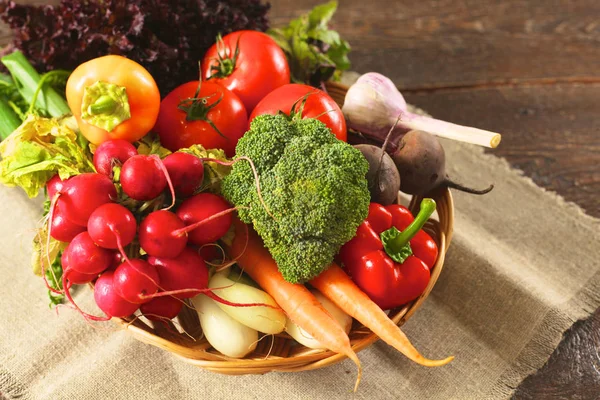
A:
49 204 86 242
58 173 117 226
113 259 160 304
120 155 167 200
61 251 97 285
63 232 115 275
176 193 233 245
87 203 137 250
147 247 274 308
93 139 138 177
93 271 139 318
64 269 97 285
140 295 183 321
199 245 223 263
148 247 209 299
139 210 187 258
107 252 123 271
162 152 204 197
61 250 70 268
46 174 67 199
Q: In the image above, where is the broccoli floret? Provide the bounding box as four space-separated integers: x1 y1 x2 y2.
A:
221 114 370 283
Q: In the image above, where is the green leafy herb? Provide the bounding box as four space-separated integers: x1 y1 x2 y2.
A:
268 1 350 87
0 115 95 198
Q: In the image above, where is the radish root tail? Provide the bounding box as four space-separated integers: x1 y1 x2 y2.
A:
171 206 240 237
62 271 110 322
205 290 281 310
140 286 280 310
150 155 176 211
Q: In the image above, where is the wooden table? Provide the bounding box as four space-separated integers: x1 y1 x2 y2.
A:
2 0 599 397
271 1 600 398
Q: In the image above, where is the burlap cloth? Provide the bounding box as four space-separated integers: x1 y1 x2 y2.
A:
1 138 599 399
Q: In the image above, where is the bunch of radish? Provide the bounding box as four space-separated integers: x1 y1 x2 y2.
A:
46 139 235 322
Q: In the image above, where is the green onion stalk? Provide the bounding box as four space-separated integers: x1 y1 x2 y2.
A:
0 50 71 140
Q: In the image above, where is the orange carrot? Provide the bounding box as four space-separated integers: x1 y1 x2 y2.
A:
228 219 362 390
311 263 453 367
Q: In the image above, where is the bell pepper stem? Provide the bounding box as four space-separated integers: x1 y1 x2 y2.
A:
80 81 131 132
386 198 436 253
88 95 118 115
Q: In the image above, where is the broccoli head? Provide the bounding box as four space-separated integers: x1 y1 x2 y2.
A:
221 114 370 283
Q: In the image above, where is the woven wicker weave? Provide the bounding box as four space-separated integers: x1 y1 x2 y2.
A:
114 82 454 374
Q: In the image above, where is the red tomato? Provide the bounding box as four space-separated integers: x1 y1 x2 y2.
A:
250 84 347 142
154 81 247 157
202 31 290 114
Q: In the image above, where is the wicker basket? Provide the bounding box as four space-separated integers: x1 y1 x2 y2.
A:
114 82 455 375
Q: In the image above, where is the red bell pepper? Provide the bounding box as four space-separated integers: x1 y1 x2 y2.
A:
338 199 438 310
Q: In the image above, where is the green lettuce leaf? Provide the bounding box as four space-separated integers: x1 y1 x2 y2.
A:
0 115 94 197
136 132 172 159
268 1 351 87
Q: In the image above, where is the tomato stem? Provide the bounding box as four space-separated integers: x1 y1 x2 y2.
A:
208 33 242 79
289 91 318 122
177 89 228 139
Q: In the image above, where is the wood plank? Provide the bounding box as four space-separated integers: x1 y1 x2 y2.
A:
404 84 600 217
270 0 600 89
